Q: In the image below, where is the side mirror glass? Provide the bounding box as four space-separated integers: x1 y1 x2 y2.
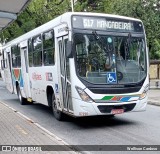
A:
66 41 73 58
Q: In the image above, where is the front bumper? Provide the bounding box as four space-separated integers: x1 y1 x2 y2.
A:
72 96 148 117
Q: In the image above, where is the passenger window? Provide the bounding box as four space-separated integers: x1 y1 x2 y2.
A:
17 44 21 67
1 50 7 69
32 35 42 66
43 30 55 65
28 39 33 67
11 44 21 68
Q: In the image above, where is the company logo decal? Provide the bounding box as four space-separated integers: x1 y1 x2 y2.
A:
32 73 42 81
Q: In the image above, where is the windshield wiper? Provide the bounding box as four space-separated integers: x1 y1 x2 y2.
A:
92 30 100 40
92 30 109 52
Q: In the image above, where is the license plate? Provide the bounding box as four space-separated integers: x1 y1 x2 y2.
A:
111 109 124 114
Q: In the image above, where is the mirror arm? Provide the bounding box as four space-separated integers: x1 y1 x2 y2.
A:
66 41 73 58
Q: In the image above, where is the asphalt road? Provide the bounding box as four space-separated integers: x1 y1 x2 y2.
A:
0 80 160 153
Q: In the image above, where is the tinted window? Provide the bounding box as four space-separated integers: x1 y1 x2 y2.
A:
11 44 21 68
43 30 55 65
32 35 42 66
28 39 33 67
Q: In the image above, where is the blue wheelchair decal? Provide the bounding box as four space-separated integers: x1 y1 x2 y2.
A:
107 72 117 83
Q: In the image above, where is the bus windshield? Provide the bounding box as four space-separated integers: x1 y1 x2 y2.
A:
74 33 147 84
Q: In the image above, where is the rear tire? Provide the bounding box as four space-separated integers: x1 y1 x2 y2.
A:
17 85 26 105
52 94 64 121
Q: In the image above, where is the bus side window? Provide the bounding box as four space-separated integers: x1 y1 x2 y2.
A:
28 39 33 67
32 35 42 66
1 60 4 70
3 59 8 69
11 44 21 68
17 44 21 67
1 50 4 70
43 30 55 65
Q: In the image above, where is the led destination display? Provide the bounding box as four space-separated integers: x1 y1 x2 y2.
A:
72 16 143 32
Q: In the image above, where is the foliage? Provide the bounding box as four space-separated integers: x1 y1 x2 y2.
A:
151 39 160 59
0 0 71 42
0 0 159 59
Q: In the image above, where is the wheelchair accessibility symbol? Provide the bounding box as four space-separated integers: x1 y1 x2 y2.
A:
107 72 117 83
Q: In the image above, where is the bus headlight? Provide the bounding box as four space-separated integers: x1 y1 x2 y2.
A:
75 86 93 102
139 91 147 100
139 85 149 100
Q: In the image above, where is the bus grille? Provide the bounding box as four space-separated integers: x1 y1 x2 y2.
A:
97 103 136 113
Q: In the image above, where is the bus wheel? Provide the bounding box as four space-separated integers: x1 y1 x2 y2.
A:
17 85 26 105
52 94 63 121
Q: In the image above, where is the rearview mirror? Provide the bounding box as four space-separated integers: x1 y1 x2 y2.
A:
66 41 73 58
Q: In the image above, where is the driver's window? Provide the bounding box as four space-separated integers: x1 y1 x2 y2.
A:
76 43 87 77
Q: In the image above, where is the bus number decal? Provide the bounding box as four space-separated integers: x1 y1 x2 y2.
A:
79 112 88 116
83 19 94 28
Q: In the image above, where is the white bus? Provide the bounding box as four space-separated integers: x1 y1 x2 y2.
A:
1 12 149 120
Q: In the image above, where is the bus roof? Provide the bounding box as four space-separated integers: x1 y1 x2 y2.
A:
65 12 142 22
3 12 142 49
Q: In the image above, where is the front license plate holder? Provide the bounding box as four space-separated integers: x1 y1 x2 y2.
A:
111 109 124 114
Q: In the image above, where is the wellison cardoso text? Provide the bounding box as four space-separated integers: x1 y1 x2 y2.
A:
127 146 158 151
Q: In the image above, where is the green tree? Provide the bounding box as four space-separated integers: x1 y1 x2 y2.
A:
102 0 160 59
0 0 71 42
0 0 159 60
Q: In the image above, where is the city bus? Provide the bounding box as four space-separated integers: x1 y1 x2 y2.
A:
0 12 149 120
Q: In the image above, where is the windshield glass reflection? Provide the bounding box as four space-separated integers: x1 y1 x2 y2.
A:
75 33 147 84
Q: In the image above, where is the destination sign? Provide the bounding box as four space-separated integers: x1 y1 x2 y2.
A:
72 16 143 32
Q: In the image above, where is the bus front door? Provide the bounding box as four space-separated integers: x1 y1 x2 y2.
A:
21 47 32 101
5 51 14 93
58 36 71 112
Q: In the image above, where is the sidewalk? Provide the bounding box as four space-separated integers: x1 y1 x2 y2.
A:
0 102 76 153
148 79 160 106
148 89 160 106
149 79 160 89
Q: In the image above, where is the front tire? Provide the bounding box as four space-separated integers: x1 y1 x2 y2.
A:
17 85 26 105
52 94 64 121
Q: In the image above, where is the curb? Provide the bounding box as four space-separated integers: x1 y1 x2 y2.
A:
149 87 160 90
148 100 160 106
